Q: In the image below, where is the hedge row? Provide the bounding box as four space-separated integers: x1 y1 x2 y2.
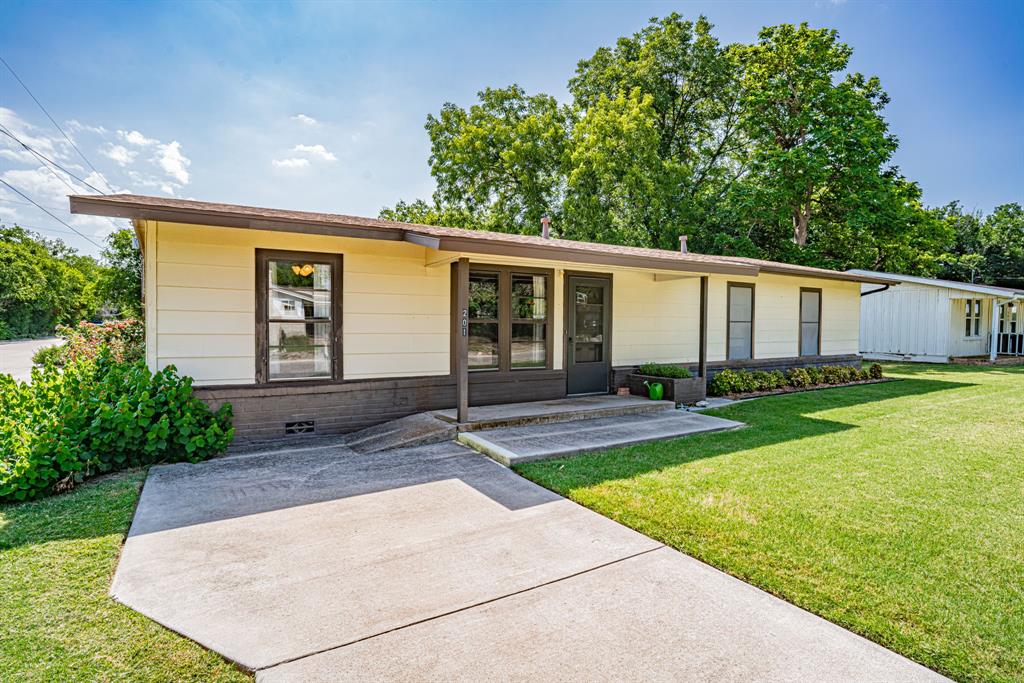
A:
708 363 883 397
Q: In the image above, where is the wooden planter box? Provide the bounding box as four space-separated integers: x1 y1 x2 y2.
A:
628 374 706 404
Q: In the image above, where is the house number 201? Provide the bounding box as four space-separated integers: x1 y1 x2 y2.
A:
461 308 468 337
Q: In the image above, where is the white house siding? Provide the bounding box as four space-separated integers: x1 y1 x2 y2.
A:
947 297 993 358
859 283 952 362
611 272 701 366
146 221 451 385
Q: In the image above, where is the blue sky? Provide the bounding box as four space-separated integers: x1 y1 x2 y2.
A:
1 0 1021 256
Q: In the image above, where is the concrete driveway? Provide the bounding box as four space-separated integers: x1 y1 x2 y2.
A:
113 441 946 681
0 337 60 381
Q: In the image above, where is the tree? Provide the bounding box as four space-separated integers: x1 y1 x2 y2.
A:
422 85 570 234
734 23 897 247
0 225 103 338
100 228 143 317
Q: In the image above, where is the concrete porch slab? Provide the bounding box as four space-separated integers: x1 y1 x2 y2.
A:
459 409 744 465
259 547 945 683
434 394 674 430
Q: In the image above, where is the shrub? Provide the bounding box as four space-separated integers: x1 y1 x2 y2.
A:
36 319 145 368
31 343 65 368
708 369 744 396
786 367 811 388
637 362 692 379
0 349 233 502
869 363 883 380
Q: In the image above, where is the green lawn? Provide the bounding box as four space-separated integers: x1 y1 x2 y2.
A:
517 364 1024 683
0 469 250 682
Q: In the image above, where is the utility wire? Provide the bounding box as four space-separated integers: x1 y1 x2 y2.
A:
0 178 103 248
0 194 72 215
0 124 107 194
0 54 115 193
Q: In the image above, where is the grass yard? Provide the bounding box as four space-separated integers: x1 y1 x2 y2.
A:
517 364 1024 683
0 469 250 682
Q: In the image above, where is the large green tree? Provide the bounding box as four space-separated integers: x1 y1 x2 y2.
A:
100 228 143 318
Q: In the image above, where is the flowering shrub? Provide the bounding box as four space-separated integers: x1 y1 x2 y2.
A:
1 348 233 502
708 364 883 397
32 319 145 368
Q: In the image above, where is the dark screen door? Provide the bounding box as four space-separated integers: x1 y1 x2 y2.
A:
567 276 610 394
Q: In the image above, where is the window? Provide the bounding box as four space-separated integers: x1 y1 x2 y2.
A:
468 272 499 370
466 267 551 372
799 288 822 356
727 283 754 360
1001 303 1018 334
965 299 982 338
256 250 341 382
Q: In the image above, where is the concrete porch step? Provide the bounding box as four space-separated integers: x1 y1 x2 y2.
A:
434 395 675 431
458 410 744 466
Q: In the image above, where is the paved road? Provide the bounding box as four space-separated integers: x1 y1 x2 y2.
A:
0 337 60 382
113 441 947 682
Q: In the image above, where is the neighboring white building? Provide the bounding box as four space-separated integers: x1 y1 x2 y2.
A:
849 270 1024 363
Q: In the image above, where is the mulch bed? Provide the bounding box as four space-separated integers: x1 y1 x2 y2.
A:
712 377 897 401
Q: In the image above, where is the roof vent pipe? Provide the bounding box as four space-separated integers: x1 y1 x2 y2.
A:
541 216 551 239
679 235 688 253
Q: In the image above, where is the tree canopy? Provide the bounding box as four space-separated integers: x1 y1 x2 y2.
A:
383 13 1016 283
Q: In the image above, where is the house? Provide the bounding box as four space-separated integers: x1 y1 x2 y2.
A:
849 269 1024 363
71 194 888 443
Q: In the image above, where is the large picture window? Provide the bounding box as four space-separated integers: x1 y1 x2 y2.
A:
466 266 551 372
727 283 754 361
256 250 342 383
799 288 822 356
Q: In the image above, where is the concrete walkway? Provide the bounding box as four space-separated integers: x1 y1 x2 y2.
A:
460 409 742 465
113 441 946 681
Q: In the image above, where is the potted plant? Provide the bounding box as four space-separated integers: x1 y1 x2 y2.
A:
628 362 706 403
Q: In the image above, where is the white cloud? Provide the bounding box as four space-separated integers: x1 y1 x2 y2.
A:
292 143 336 162
66 120 107 135
118 129 158 147
102 144 136 166
291 114 317 126
155 141 190 184
272 157 310 169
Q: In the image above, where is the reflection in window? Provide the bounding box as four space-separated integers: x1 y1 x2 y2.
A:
468 273 499 370
800 290 821 356
511 274 547 368
728 284 753 360
267 260 333 380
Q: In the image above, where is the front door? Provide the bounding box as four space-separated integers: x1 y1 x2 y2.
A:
567 275 611 394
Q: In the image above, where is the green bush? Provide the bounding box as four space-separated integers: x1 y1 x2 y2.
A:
708 363 883 397
31 343 65 368
637 362 692 379
36 319 145 369
0 349 233 502
786 367 811 388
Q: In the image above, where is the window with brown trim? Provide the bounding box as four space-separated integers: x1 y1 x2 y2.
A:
964 299 982 338
800 288 822 356
256 249 342 383
466 266 552 372
727 283 754 360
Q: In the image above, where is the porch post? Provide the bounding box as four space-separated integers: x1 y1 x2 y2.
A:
699 275 708 378
990 299 1002 362
456 257 470 423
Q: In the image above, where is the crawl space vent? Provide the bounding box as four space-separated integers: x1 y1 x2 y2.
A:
284 420 315 436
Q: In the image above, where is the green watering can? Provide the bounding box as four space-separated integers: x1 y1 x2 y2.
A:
643 380 664 401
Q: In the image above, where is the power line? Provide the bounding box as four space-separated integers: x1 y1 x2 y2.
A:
0 54 115 193
0 124 107 194
0 178 103 248
0 195 72 215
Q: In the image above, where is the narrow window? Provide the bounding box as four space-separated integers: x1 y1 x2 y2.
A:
965 299 982 338
258 251 341 382
468 272 500 370
800 289 822 356
511 273 547 369
727 283 754 360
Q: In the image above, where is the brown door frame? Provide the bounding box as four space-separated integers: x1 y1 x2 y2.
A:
564 270 613 394
726 281 755 361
